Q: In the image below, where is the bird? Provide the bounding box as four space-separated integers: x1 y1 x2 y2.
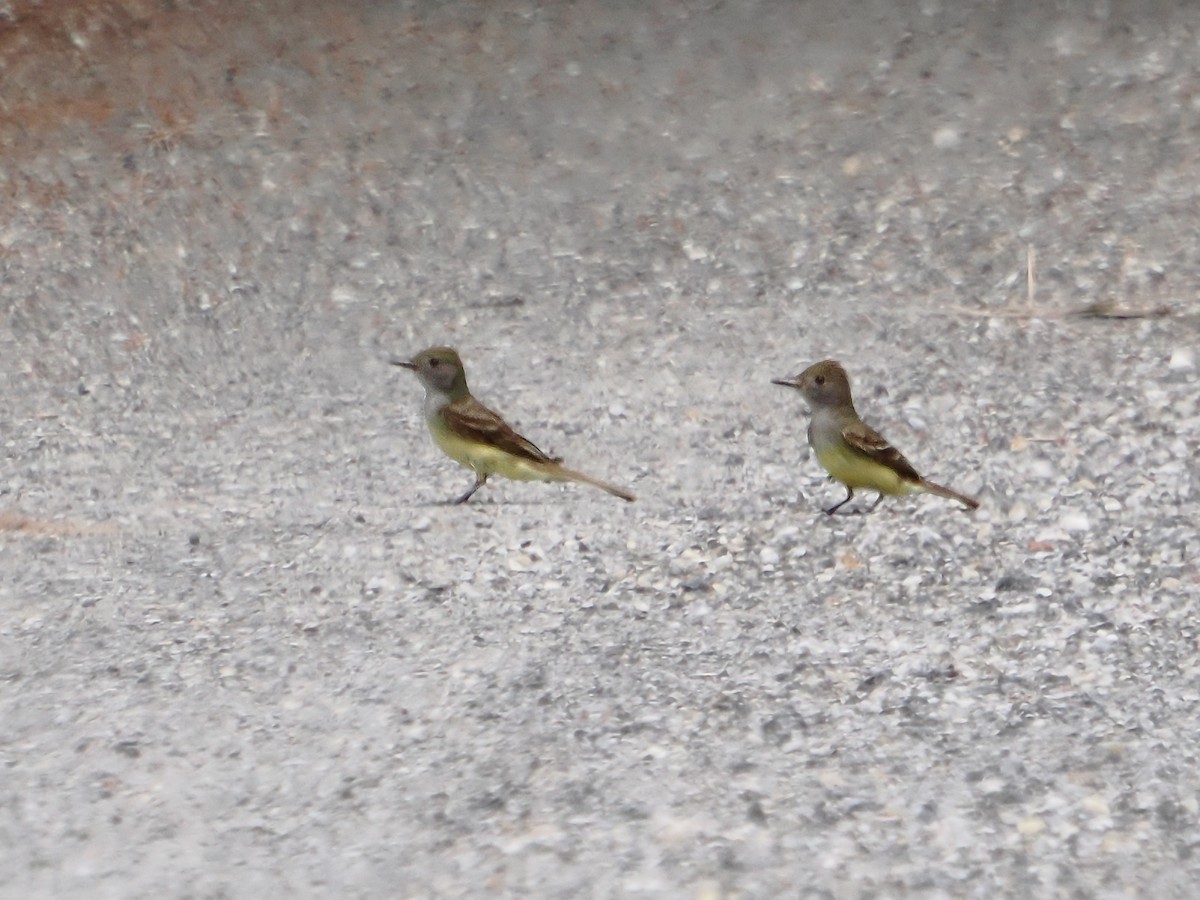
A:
772 359 979 515
393 346 636 504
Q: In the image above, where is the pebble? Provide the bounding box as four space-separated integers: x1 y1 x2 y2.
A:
933 126 961 149
1168 347 1194 371
1059 510 1091 533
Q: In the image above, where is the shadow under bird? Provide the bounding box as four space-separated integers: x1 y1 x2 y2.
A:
772 360 979 515
393 346 636 504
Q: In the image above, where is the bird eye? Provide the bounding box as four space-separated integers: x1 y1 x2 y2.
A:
429 358 439 368
815 374 825 385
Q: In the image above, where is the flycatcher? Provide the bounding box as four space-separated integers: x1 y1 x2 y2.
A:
772 360 979 515
393 346 636 504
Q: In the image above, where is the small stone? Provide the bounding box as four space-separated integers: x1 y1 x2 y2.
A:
1018 817 1046 835
1168 347 1194 371
507 554 535 572
933 126 961 149
1083 794 1110 817
1060 510 1090 533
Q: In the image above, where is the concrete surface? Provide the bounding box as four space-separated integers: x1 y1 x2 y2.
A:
2 1 1198 897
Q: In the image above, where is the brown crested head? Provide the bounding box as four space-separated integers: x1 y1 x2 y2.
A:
393 346 469 397
773 359 854 409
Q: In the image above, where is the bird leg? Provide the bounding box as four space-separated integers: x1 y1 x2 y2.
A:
825 487 855 515
453 473 488 505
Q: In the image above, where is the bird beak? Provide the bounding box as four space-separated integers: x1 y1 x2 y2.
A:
390 358 417 370
771 377 800 389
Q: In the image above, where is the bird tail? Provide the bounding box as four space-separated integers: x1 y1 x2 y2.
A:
918 478 979 510
552 465 637 502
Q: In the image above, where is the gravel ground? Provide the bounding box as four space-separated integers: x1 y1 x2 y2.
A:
2 1 1199 897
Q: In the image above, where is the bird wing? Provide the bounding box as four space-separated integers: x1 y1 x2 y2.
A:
840 421 922 482
441 397 561 464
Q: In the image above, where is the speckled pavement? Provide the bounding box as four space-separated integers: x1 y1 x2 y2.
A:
2 2 1198 897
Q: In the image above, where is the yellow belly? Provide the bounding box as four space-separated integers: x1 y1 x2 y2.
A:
816 443 917 496
431 424 554 482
